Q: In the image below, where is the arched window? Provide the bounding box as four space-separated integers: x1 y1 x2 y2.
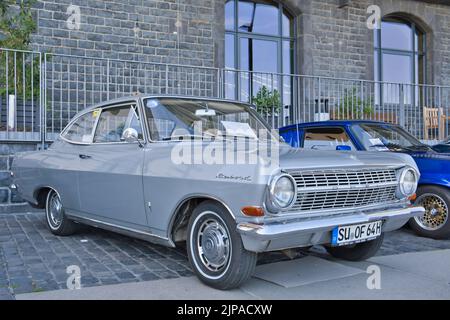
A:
225 0 295 104
374 18 426 85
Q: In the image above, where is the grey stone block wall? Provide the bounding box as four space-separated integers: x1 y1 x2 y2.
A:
0 143 42 213
31 0 218 68
28 0 450 84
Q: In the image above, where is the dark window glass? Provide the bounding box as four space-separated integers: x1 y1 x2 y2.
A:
225 0 295 102
143 98 275 141
380 21 412 51
225 0 235 31
252 3 278 35
282 10 292 37
225 34 235 69
303 127 355 150
382 53 412 84
238 1 254 32
374 18 426 91
62 110 98 143
94 105 143 143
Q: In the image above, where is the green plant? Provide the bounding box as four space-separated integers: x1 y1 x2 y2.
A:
0 0 36 50
0 0 40 99
334 87 374 119
252 85 281 115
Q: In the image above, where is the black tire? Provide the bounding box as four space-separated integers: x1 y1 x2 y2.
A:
325 234 384 261
187 201 257 290
45 189 78 236
409 185 450 239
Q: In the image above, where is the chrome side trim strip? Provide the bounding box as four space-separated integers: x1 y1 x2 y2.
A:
66 214 173 247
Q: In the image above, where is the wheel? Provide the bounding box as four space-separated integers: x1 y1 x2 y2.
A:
45 189 78 236
409 185 450 239
187 201 257 290
325 234 384 261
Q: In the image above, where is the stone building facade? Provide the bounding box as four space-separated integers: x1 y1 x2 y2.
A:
1 0 450 210
29 0 450 84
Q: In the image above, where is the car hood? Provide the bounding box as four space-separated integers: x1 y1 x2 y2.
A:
277 145 418 171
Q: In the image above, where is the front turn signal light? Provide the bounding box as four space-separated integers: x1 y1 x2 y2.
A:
241 206 265 217
408 193 417 201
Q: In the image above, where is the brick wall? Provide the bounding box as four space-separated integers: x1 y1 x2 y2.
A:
31 0 218 67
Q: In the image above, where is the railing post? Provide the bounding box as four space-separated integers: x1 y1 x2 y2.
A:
165 64 169 94
360 80 364 120
106 59 110 100
40 52 45 149
217 68 221 99
318 77 321 120
399 84 405 127
438 85 442 140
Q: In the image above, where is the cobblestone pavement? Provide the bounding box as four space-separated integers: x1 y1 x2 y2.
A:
1 212 450 300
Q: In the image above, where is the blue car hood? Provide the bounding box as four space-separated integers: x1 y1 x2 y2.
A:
409 151 450 187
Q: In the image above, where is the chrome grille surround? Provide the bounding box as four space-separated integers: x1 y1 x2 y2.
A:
285 168 399 213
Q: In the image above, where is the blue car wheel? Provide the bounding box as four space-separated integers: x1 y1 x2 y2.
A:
410 185 450 239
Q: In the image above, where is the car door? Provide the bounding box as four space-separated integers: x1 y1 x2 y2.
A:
53 109 100 212
77 101 148 228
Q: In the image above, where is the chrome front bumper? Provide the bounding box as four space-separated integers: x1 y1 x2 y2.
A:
237 206 425 252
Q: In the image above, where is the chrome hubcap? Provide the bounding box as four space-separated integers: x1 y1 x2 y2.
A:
414 194 448 231
48 192 63 227
197 218 230 272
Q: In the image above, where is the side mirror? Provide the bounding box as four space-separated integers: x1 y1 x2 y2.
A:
122 128 139 143
336 145 351 151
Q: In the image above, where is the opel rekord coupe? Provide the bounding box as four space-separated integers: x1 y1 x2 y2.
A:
12 96 424 289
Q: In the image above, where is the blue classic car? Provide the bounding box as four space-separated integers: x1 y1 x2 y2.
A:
279 120 450 239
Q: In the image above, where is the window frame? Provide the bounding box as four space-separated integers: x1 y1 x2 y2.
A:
225 0 296 102
374 18 426 85
60 100 147 145
301 126 356 150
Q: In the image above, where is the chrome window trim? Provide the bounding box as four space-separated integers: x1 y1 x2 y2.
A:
92 102 146 145
140 96 276 143
60 99 148 146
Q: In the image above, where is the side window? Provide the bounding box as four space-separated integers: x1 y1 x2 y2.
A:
93 104 143 143
303 127 355 150
62 110 99 143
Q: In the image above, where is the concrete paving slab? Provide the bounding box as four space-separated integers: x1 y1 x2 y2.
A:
368 249 450 283
16 276 253 300
253 256 363 288
15 249 450 300
242 265 450 299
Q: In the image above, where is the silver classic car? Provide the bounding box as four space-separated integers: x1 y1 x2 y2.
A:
11 96 424 289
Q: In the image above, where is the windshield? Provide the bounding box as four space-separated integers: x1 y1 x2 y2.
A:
143 98 278 142
351 123 429 152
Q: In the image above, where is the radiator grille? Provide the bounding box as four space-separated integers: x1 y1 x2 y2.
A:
286 169 398 212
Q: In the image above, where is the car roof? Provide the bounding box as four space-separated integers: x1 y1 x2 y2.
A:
279 120 399 131
81 95 253 113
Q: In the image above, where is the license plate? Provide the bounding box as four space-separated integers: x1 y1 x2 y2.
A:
331 221 382 246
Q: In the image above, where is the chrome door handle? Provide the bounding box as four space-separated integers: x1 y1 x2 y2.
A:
79 154 91 159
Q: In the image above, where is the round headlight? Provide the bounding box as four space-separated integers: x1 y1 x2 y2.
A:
268 174 297 211
399 168 418 197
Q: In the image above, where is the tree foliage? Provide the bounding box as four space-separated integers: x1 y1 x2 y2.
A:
0 0 36 49
0 0 39 98
252 85 281 115
334 87 374 119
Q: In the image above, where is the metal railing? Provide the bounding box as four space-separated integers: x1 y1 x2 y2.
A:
1 47 449 143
